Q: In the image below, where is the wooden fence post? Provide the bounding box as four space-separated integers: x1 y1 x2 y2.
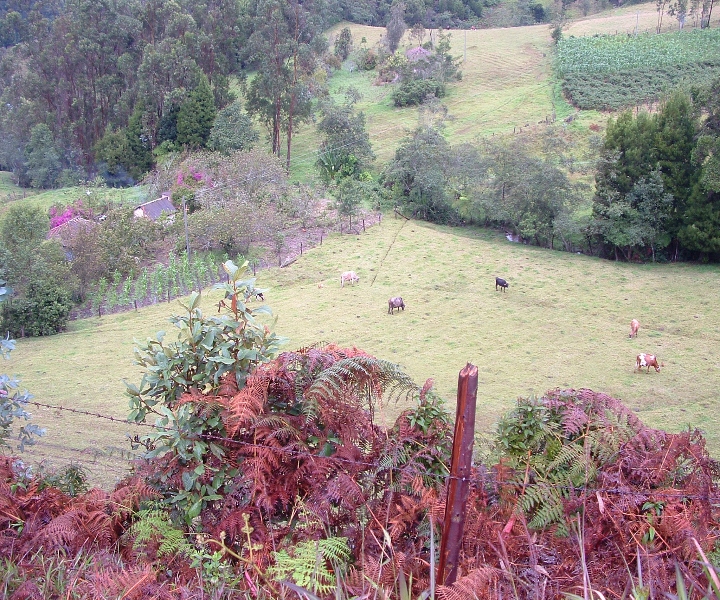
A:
437 363 478 587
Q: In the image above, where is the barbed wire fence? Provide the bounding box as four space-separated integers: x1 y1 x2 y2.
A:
17 399 720 505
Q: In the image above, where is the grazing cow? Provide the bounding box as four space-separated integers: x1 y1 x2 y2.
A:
388 297 405 314
629 319 640 338
495 277 509 292
636 353 662 373
340 271 359 287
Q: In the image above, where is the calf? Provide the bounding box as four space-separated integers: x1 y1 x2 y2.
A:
388 296 405 314
495 277 509 292
636 353 662 373
340 271 359 287
629 319 640 338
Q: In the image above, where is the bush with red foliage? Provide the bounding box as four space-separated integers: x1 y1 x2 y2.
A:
1 380 719 598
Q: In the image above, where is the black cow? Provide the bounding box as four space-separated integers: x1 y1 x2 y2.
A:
388 296 405 314
495 277 509 292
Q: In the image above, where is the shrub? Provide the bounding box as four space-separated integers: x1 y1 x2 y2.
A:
392 78 446 107
1 280 73 337
127 260 285 524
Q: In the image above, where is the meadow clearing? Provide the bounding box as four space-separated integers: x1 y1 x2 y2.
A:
5 2 720 488
9 217 720 487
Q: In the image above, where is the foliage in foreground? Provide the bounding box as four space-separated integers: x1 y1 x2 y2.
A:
2 374 720 599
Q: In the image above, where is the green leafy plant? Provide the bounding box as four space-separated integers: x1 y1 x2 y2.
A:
127 260 285 524
0 279 44 452
37 463 89 496
269 537 351 596
494 390 640 535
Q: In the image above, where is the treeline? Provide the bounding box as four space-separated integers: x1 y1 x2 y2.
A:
384 81 720 262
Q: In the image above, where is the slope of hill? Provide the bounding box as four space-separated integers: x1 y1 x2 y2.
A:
9 218 720 487
287 1 720 181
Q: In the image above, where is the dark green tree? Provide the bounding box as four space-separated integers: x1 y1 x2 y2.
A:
593 170 673 261
244 0 327 170
94 128 135 186
125 103 154 180
384 122 458 223
592 110 659 258
653 90 700 259
385 2 406 53
595 111 658 200
176 77 217 149
334 27 353 60
24 124 62 189
472 137 583 249
207 101 259 153
0 204 50 291
678 79 720 259
316 94 374 182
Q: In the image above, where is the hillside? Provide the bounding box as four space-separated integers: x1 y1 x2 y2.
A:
287 1 720 181
4 1 720 485
9 218 720 487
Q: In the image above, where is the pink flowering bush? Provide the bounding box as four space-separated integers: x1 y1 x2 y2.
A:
48 199 92 228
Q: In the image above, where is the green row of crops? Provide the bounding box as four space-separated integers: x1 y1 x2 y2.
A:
556 28 720 76
555 28 720 110
84 252 231 317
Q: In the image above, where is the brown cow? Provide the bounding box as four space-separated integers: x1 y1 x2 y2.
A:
629 319 640 338
636 353 662 373
388 297 405 314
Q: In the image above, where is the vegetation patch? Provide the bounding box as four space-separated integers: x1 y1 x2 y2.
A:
556 29 720 110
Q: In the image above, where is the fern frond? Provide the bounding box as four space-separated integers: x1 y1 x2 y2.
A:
270 537 351 595
437 566 498 600
526 486 564 531
304 356 418 415
125 508 192 559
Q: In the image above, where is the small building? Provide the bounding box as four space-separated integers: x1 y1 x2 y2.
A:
134 192 176 221
47 216 97 260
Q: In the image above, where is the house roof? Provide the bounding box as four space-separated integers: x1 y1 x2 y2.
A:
135 194 176 220
47 216 96 245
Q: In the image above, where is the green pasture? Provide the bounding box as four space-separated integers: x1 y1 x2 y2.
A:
9 218 720 487
289 20 566 180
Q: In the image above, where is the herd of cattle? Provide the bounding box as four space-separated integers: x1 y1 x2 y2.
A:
339 271 663 374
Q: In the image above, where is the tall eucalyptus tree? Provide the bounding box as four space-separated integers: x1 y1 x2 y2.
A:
244 0 328 171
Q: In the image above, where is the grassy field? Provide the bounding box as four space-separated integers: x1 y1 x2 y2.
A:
9 218 720 487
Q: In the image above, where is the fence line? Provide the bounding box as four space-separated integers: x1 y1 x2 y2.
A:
20 400 720 502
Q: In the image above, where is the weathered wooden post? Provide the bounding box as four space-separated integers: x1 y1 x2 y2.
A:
437 363 478 586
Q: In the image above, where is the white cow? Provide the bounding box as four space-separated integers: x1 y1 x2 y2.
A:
340 271 359 287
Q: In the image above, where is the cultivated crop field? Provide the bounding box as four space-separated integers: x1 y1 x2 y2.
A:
556 28 720 109
10 219 720 487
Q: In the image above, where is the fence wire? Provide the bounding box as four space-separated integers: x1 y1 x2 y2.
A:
15 399 720 504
